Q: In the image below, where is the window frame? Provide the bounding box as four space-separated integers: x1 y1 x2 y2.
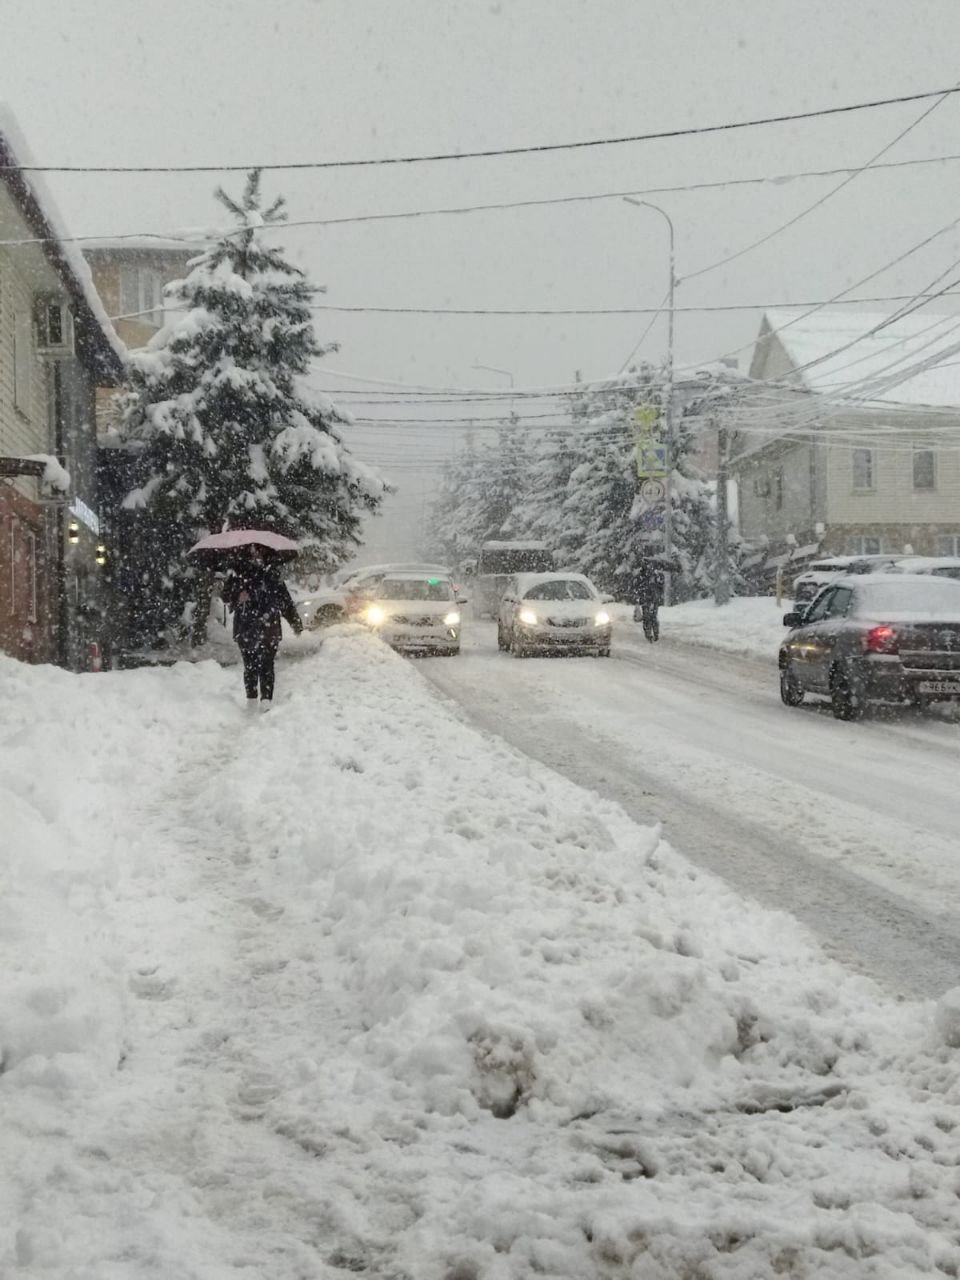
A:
936 534 960 556
13 312 33 418
851 447 875 493
912 447 936 491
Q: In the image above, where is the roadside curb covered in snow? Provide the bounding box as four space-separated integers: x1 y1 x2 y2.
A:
1 637 959 1279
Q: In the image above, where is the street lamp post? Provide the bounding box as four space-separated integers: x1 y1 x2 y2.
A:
472 361 515 417
623 196 678 605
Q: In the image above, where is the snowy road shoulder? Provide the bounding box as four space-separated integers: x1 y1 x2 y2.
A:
2 638 959 1278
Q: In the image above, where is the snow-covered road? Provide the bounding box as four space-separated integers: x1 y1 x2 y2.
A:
422 623 960 1000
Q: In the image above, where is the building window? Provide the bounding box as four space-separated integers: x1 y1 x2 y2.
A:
13 313 33 416
937 534 960 556
846 535 884 555
119 267 163 326
913 448 936 491
852 448 875 492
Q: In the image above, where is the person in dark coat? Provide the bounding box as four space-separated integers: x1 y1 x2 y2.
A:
221 545 303 708
631 560 665 643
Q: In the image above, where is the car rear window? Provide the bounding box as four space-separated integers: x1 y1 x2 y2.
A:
853 578 960 616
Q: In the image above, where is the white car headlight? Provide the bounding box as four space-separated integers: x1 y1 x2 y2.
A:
365 604 386 626
594 610 611 627
518 608 539 626
443 610 461 627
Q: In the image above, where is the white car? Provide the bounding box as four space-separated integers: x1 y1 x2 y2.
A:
791 555 899 606
497 572 612 657
890 556 960 581
357 572 463 655
298 562 456 629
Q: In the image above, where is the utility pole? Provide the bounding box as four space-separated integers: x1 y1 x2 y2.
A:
714 422 731 606
623 197 677 604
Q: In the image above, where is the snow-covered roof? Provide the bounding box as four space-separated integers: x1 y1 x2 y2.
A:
0 104 126 375
757 307 960 408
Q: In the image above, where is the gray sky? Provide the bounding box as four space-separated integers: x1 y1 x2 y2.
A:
6 0 960 553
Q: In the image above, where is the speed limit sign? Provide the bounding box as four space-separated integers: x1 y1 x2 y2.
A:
639 478 665 504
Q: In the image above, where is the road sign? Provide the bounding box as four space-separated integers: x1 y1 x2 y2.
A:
636 442 667 478
632 405 659 436
639 477 665 504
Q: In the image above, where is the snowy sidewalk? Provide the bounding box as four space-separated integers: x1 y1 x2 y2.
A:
2 635 959 1278
613 596 790 665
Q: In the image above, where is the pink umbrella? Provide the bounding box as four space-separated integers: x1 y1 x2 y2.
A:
189 529 300 561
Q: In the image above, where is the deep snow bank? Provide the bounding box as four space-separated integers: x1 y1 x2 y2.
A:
1 638 958 1279
653 595 789 660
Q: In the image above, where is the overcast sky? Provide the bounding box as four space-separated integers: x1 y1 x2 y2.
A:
5 0 960 553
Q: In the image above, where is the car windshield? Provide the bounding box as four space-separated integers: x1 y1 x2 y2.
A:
375 578 454 602
523 579 593 601
853 578 960 616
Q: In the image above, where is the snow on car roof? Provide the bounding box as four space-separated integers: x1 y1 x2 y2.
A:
892 556 960 571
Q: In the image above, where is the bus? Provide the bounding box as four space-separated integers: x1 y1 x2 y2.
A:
468 540 555 617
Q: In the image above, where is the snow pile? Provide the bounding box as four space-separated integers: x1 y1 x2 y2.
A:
1 637 959 1278
23 454 71 493
648 594 791 661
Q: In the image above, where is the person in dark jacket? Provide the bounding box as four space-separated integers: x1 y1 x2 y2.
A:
631 560 665 643
221 546 303 708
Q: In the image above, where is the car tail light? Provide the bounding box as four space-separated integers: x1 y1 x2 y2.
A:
863 624 898 654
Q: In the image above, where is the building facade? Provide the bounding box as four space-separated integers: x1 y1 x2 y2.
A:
730 310 960 584
0 114 124 668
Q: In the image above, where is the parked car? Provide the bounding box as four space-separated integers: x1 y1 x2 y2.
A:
791 555 900 605
357 572 463 655
497 573 612 657
779 574 960 719
890 556 960 581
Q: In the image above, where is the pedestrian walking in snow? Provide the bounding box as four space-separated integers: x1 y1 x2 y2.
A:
631 560 665 643
221 546 302 709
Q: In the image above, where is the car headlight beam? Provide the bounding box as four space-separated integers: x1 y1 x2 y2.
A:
443 610 461 627
594 610 611 627
518 608 539 626
365 604 386 626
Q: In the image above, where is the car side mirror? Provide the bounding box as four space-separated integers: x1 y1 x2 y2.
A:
783 611 802 628
600 594 615 603
457 595 469 604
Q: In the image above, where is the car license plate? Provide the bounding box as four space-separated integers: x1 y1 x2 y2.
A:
918 680 960 695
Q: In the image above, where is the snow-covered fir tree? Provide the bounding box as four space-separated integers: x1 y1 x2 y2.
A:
423 418 531 563
523 363 739 599
117 170 384 639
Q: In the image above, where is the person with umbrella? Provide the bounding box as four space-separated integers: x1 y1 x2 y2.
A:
191 531 303 708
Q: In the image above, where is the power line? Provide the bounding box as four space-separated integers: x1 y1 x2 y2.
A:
682 87 955 282
8 152 960 252
104 289 960 326
5 87 960 174
676 209 960 374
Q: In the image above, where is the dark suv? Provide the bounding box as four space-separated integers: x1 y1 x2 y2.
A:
779 574 960 719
